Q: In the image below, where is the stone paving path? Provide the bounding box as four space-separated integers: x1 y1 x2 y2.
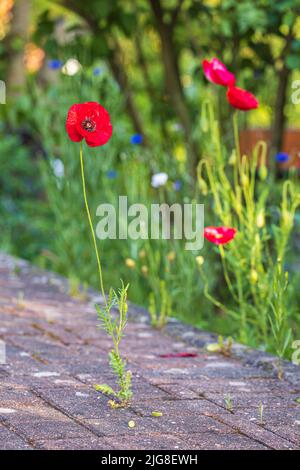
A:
0 252 300 450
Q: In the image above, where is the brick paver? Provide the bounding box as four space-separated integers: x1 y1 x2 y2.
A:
0 253 299 450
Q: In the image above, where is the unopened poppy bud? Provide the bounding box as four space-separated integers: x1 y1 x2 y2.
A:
174 145 186 163
236 202 242 215
125 258 136 269
139 249 146 259
199 178 208 196
141 265 148 275
229 151 237 165
196 255 204 266
167 251 176 262
241 174 249 187
256 211 265 228
282 210 293 227
259 165 267 181
250 269 258 284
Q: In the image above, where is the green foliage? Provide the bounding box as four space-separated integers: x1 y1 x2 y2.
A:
197 100 300 355
2 0 300 363
0 126 50 259
24 69 212 330
269 260 292 359
95 282 132 407
149 279 172 329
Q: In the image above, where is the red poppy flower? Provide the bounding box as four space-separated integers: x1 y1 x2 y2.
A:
66 101 112 147
204 226 237 245
227 86 258 111
202 58 235 87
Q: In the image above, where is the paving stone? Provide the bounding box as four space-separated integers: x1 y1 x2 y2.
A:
1 414 91 441
0 252 300 450
0 423 33 449
104 432 191 450
180 431 269 450
36 437 113 450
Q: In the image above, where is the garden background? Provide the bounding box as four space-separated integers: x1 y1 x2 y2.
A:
1 0 300 358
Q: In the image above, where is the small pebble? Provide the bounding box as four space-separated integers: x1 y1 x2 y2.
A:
0 408 16 414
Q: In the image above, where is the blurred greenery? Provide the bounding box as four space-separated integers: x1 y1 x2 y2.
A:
0 0 300 356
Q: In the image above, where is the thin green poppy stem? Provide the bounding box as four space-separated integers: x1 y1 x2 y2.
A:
233 111 241 163
79 142 107 305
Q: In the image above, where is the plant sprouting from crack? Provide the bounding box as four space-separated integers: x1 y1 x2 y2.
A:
206 335 233 356
224 394 233 412
94 282 133 407
258 401 264 425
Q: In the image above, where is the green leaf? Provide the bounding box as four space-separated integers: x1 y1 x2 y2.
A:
286 54 300 70
94 383 116 396
206 343 222 353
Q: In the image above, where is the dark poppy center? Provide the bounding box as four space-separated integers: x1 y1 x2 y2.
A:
81 118 96 132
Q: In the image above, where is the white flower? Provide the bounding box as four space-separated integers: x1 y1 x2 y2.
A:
62 58 82 76
151 172 168 188
51 159 64 178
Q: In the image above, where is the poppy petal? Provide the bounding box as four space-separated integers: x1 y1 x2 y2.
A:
66 104 83 142
227 86 258 111
66 101 113 147
204 226 237 245
158 353 198 358
85 124 113 147
202 58 235 87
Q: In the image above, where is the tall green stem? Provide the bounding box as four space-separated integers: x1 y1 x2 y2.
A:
233 111 241 162
79 142 107 305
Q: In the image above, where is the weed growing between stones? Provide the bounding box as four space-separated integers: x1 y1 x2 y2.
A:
269 259 291 380
206 336 233 356
224 394 233 412
258 401 264 425
95 283 133 408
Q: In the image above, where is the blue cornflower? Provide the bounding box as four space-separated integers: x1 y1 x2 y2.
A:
275 152 289 163
93 67 103 76
130 134 143 145
173 179 182 191
254 69 262 80
48 59 63 70
106 170 117 179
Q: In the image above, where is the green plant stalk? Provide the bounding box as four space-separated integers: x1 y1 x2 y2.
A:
95 284 133 406
219 246 238 302
79 142 107 306
148 278 171 328
233 111 241 163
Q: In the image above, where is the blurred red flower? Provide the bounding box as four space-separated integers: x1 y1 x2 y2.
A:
227 86 258 111
202 58 235 87
204 227 237 245
66 101 112 147
159 353 198 358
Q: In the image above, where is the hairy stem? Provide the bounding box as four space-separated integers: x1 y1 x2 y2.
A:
79 142 107 305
